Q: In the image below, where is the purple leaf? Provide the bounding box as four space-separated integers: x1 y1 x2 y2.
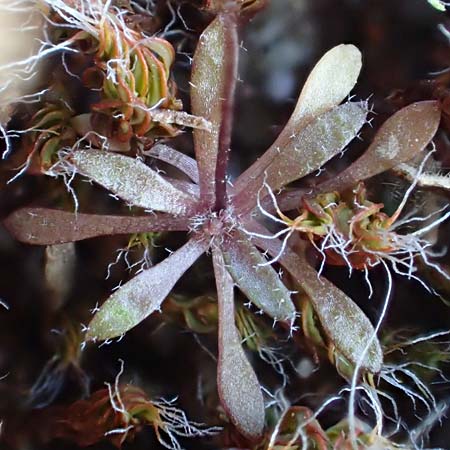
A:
191 14 238 207
4 208 190 245
317 100 441 193
212 248 265 440
247 221 383 373
165 178 199 198
221 231 296 323
145 143 199 183
87 237 209 340
234 44 362 193
296 264 383 374
264 102 367 191
71 150 197 214
234 102 367 212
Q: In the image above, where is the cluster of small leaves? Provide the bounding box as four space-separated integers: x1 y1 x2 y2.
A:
271 177 450 280
259 406 401 450
31 378 219 448
7 0 210 178
2 0 449 447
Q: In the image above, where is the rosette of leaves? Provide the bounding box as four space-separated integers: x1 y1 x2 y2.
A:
5 3 441 439
39 1 206 153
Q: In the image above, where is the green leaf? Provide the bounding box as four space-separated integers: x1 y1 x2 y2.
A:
284 44 362 133
87 238 208 340
264 101 368 191
303 273 383 374
71 150 196 215
247 221 383 373
213 248 265 440
222 231 296 323
318 101 441 192
234 44 362 193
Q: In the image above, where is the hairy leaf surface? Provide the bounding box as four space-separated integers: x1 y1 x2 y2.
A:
318 100 441 192
265 102 367 191
222 231 296 323
248 221 383 373
213 248 264 440
234 44 362 193
71 150 196 214
4 208 189 244
87 238 208 340
300 267 383 374
191 15 237 205
224 101 370 211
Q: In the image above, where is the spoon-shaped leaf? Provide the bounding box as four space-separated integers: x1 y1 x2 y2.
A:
317 100 441 193
265 102 367 191
285 258 381 373
299 266 383 374
145 143 199 183
221 231 296 323
87 238 208 340
247 221 382 373
191 14 238 206
4 208 190 245
70 150 197 214
288 44 362 130
235 102 367 213
212 247 265 440
234 44 362 193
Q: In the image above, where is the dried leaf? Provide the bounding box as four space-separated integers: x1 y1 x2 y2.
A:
221 232 296 323
31 388 123 448
31 384 213 448
213 248 264 440
71 150 196 214
318 101 441 192
87 238 208 340
151 109 212 131
263 102 367 192
234 44 362 193
45 242 76 306
191 15 237 205
4 208 189 245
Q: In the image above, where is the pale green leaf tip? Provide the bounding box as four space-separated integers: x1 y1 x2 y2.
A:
86 300 140 341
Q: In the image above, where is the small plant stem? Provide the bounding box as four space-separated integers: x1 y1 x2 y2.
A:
214 12 238 211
